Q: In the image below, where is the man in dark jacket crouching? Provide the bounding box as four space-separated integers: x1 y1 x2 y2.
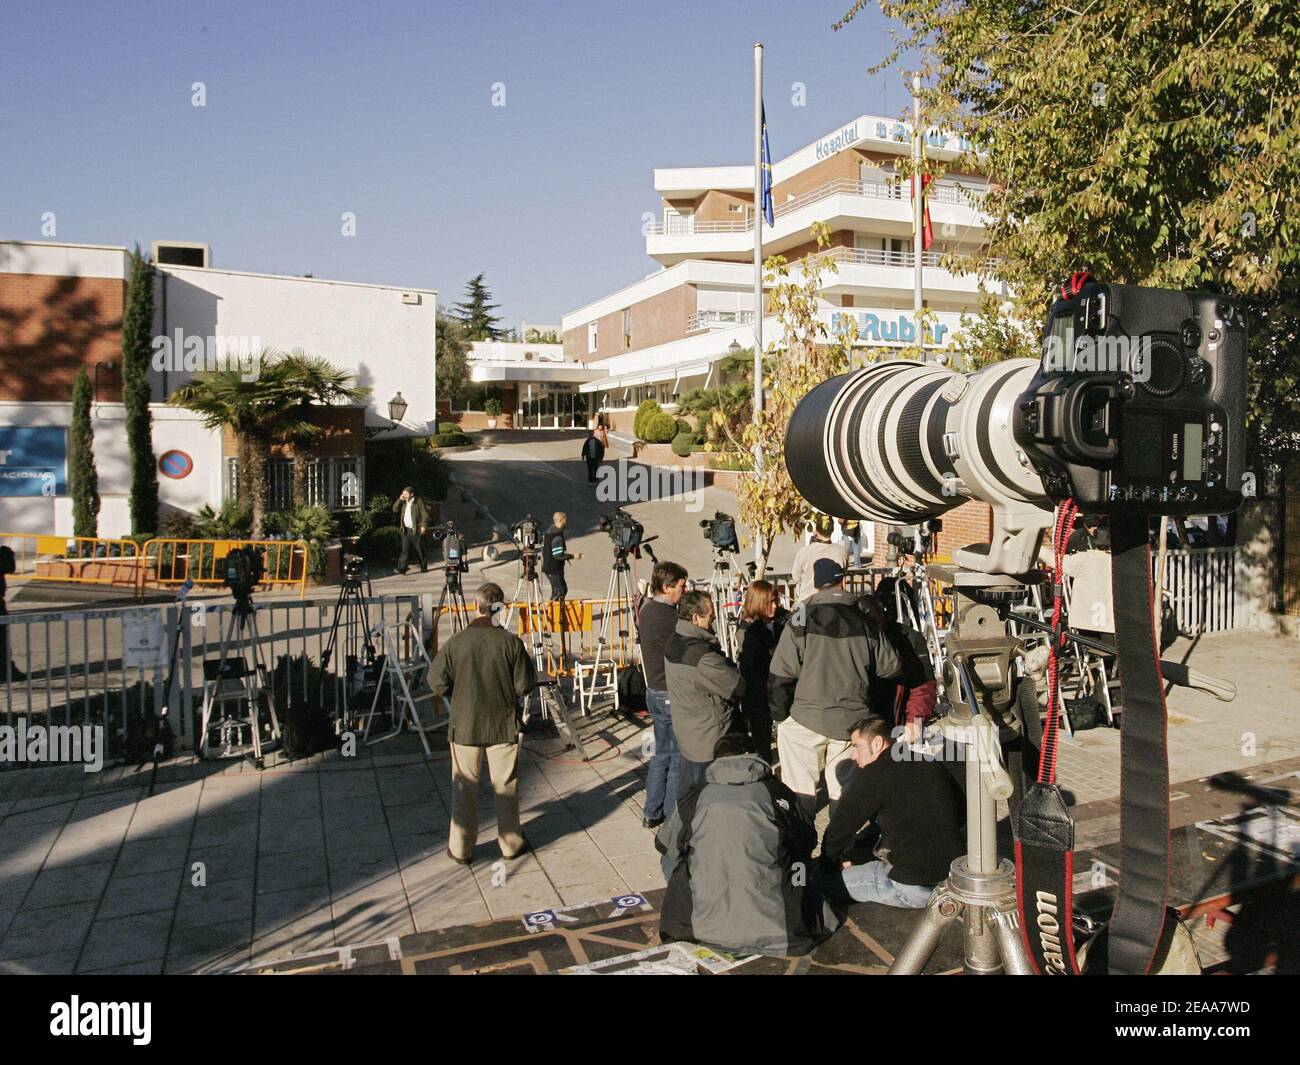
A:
655 733 839 957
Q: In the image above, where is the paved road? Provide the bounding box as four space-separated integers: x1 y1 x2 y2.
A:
433 430 803 600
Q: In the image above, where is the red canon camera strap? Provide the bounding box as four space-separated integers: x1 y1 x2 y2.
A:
1016 506 1172 974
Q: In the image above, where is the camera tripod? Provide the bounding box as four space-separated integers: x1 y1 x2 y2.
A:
434 561 471 640
319 563 380 730
588 546 640 702
888 576 1034 974
706 548 741 660
198 590 281 767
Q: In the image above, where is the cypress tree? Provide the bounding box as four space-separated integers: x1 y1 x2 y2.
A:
121 246 159 534
69 367 100 538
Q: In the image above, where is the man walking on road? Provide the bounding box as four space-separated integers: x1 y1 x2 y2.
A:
430 582 538 864
392 486 430 574
581 428 605 484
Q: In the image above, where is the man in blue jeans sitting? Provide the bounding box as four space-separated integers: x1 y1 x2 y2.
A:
636 561 688 829
818 716 964 908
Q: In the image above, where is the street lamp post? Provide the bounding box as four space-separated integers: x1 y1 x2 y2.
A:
387 392 409 424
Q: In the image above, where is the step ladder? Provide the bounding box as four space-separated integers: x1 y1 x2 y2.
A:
361 621 443 756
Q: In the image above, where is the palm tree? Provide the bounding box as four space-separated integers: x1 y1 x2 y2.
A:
168 350 315 538
277 349 371 506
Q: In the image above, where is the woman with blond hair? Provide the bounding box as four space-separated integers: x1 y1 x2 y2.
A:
735 579 785 764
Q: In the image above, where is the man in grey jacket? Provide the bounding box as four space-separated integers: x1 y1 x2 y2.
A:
663 589 745 801
430 582 538 863
769 558 902 817
656 733 839 957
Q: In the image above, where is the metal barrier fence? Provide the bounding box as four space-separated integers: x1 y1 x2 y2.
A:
137 538 309 599
0 592 422 765
0 532 141 588
1160 547 1237 635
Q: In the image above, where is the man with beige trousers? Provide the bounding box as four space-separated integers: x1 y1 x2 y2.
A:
430 582 538 863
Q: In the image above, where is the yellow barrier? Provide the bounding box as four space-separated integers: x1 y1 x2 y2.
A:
137 538 310 599
0 533 141 587
432 596 635 677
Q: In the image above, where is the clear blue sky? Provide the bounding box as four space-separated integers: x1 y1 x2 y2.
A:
1 0 911 326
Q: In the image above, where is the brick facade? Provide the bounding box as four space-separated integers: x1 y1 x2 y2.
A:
869 499 994 565
221 406 365 458
0 272 125 402
564 283 697 361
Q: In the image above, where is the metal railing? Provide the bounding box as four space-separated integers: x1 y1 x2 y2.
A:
1160 547 1237 635
647 177 988 235
686 309 757 332
0 593 423 764
137 539 310 600
0 533 141 587
820 245 1002 274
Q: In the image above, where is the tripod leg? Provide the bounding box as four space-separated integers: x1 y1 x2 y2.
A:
887 889 961 974
992 903 1035 975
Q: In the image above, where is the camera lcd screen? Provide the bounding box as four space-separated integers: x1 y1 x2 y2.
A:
1121 411 1165 480
1183 421 1204 482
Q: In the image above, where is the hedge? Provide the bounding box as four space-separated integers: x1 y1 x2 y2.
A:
642 412 678 444
671 432 697 457
430 432 472 448
633 400 662 439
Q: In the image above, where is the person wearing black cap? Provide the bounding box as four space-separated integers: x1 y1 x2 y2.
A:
769 557 902 818
1067 515 1106 553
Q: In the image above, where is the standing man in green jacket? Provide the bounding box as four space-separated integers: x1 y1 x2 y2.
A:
430 582 538 863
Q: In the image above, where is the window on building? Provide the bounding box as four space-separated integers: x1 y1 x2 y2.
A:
225 455 365 512
622 308 632 350
588 321 598 353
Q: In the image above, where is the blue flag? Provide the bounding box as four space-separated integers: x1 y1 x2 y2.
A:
761 105 774 226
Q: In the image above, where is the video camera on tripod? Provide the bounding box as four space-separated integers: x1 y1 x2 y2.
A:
886 519 941 560
599 508 653 558
223 545 264 610
429 521 468 573
786 277 1249 976
700 511 739 554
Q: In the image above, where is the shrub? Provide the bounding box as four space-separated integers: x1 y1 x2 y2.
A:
484 398 502 417
193 500 252 539
633 400 662 440
671 432 697 458
675 417 692 437
430 431 472 448
437 421 462 435
357 525 403 562
709 452 755 472
365 438 450 502
642 412 678 444
266 504 338 580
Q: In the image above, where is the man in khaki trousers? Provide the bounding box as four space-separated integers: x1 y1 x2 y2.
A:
430 582 537 862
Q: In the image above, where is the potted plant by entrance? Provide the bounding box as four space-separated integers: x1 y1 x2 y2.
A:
484 397 502 429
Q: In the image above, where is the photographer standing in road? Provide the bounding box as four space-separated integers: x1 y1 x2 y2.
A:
430 582 537 864
790 515 848 601
542 511 581 602
769 559 901 818
638 560 689 827
665 589 745 800
392 486 430 575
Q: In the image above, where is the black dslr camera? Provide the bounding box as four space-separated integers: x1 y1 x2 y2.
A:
887 519 941 558
430 521 469 572
599 508 644 552
700 511 739 553
1015 279 1247 514
223 545 264 601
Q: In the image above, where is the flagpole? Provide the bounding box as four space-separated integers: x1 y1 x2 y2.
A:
752 42 764 568
912 74 924 321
